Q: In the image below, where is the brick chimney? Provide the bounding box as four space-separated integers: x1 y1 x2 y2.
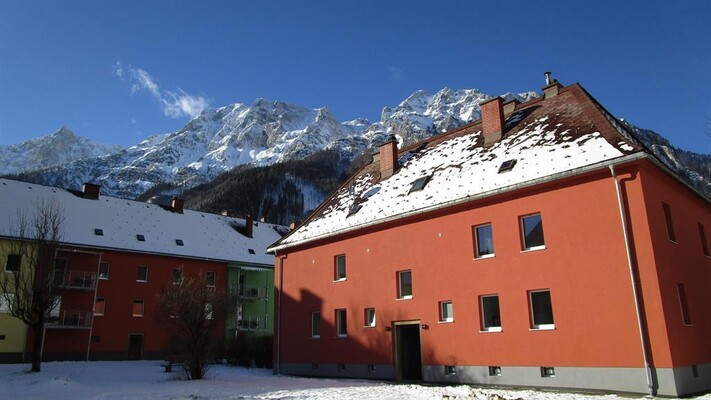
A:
82 183 101 200
171 197 184 214
379 134 399 180
480 97 504 146
245 214 254 238
543 71 563 98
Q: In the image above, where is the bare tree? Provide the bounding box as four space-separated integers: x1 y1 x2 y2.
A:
156 270 227 380
0 199 64 372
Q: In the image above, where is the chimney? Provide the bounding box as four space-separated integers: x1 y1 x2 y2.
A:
289 221 297 230
379 134 399 180
245 214 254 238
543 71 563 98
503 99 519 115
221 210 232 217
171 197 184 214
82 183 101 200
259 216 266 223
480 97 504 146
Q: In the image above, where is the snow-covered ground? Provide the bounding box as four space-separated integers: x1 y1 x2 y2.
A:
1 361 709 400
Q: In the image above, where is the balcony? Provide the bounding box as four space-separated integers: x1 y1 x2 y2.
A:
54 270 97 290
46 310 93 329
231 285 269 301
235 315 268 332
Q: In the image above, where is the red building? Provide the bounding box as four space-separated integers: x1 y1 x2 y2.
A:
268 80 711 396
0 179 283 362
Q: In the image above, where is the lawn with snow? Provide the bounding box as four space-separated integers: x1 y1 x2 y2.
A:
1 361 710 400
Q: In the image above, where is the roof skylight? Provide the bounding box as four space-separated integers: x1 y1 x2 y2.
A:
409 176 431 193
175 239 184 246
94 228 104 236
248 249 256 254
136 234 145 242
498 159 517 173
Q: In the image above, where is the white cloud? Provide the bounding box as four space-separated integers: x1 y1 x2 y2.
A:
388 65 403 81
114 61 210 119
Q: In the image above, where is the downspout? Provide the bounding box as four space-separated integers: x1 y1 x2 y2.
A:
609 164 655 396
86 253 102 361
275 252 283 375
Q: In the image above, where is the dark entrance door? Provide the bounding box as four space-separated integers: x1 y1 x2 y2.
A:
127 334 143 360
395 323 422 380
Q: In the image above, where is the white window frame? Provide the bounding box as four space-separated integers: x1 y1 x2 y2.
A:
480 294 502 332
529 290 555 330
136 265 148 282
336 309 347 337
474 223 495 259
364 308 376 327
311 311 320 338
662 202 677 243
132 299 145 317
521 213 546 251
334 254 346 281
94 297 106 316
397 270 413 299
439 300 454 323
98 262 110 280
677 283 692 326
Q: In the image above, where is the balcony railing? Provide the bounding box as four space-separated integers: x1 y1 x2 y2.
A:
46 310 93 329
236 315 268 331
230 285 269 300
53 270 97 290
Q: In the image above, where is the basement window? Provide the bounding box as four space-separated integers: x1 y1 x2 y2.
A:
409 176 431 193
136 234 146 242
175 239 184 246
94 228 104 236
541 366 555 377
445 365 456 375
498 159 517 173
489 366 502 376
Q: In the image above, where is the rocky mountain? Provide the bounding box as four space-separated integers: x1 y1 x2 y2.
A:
0 127 121 175
3 87 709 225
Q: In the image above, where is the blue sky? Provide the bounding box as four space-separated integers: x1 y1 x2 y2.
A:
1 1 709 153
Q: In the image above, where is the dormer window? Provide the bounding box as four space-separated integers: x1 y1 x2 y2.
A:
498 159 517 173
175 239 184 246
94 228 104 236
409 176 431 193
136 234 146 242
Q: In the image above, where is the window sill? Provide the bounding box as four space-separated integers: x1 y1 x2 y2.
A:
132 315 144 318
480 328 502 333
522 245 546 253
136 280 148 283
336 335 348 339
683 323 694 327
439 320 454 324
530 325 555 331
310 336 320 339
333 278 347 283
668 239 678 245
396 296 413 301
364 325 376 328
474 254 495 260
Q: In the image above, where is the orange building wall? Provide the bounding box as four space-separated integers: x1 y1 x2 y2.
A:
276 165 676 370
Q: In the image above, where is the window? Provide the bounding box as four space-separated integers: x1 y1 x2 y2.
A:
205 303 213 320
94 297 105 316
98 262 109 280
206 271 216 287
136 234 146 242
409 176 431 193
94 228 104 236
474 224 494 258
662 202 676 242
480 295 501 332
699 223 709 257
334 254 346 281
677 283 692 325
521 213 545 250
364 308 376 327
172 268 183 284
336 309 347 337
529 290 554 329
0 294 13 313
136 265 148 282
132 299 145 317
311 312 321 338
397 270 412 299
541 366 555 377
439 301 454 322
368 364 376 373
5 254 21 272
498 159 517 173
489 366 502 376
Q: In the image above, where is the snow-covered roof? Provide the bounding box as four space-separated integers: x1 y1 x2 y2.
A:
270 83 645 251
0 178 286 266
